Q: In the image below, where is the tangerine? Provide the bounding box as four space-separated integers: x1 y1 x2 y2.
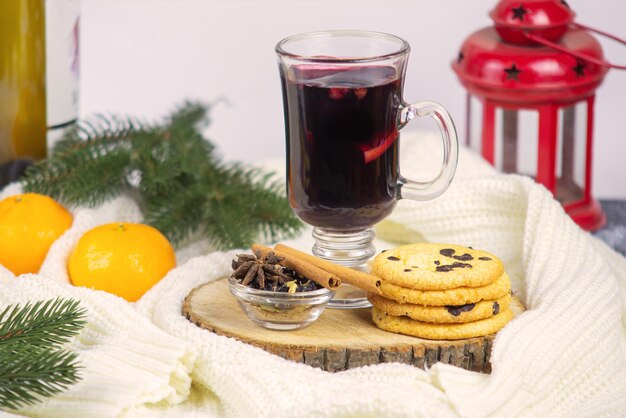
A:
68 222 176 302
0 193 73 275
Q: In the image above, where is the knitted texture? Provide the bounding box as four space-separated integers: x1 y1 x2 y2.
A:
0 273 195 418
0 132 625 417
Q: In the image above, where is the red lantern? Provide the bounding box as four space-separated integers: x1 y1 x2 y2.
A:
453 0 626 231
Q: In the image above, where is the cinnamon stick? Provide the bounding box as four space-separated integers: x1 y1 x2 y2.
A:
251 244 341 290
274 244 382 295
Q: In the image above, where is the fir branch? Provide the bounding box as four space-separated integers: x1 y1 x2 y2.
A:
202 164 301 248
0 345 81 410
168 100 212 135
143 182 207 245
0 299 86 410
52 114 142 157
27 148 132 207
23 116 140 206
0 298 86 348
22 101 304 249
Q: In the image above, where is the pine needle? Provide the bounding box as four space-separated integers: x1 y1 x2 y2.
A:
0 299 86 410
0 345 81 410
0 298 86 347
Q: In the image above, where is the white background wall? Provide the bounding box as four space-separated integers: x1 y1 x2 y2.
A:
81 0 626 198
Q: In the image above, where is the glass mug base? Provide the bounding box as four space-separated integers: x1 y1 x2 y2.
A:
312 227 375 309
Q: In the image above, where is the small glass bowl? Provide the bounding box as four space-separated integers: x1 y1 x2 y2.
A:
228 276 335 330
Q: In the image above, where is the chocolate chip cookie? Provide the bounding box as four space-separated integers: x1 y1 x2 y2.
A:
372 243 504 290
379 272 511 306
369 293 510 324
372 306 514 340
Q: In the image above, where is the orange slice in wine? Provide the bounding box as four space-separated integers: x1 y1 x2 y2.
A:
361 129 398 164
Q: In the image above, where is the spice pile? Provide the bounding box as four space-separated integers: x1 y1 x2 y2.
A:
229 242 387 298
230 251 321 293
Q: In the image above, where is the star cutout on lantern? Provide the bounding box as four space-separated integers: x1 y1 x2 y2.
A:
457 51 464 64
511 5 528 21
504 63 522 81
572 59 586 77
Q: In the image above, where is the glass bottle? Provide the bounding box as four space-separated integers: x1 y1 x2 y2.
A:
0 0 80 175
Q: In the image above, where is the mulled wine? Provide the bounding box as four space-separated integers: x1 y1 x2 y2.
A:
281 65 401 230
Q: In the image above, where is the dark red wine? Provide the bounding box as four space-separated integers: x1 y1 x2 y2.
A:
281 65 401 230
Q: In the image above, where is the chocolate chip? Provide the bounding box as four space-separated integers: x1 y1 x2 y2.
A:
440 248 456 257
468 246 474 249
436 262 472 272
479 256 492 261
434 260 441 265
381 249 388 253
452 262 472 269
404 269 412 272
453 253 474 261
446 303 476 316
412 266 419 268
387 256 400 261
493 301 500 315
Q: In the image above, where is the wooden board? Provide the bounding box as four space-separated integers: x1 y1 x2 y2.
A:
183 279 524 373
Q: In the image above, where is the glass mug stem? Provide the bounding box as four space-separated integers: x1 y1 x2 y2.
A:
312 227 375 308
312 227 376 267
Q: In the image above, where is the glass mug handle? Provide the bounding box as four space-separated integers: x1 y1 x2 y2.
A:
396 101 459 201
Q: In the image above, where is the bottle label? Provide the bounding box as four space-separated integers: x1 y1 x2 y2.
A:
46 0 80 149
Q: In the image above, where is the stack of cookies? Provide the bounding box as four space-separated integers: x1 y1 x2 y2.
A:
369 243 513 340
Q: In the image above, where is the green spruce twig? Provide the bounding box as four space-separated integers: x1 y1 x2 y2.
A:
0 298 86 410
0 346 81 410
22 101 303 249
0 298 86 347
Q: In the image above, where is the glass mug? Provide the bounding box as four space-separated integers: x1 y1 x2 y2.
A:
276 31 458 308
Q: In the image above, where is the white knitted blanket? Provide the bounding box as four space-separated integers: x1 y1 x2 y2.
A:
1 133 625 418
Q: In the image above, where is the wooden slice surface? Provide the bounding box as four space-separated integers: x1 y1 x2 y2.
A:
183 278 524 373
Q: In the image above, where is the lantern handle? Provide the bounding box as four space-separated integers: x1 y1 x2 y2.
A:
524 24 626 70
